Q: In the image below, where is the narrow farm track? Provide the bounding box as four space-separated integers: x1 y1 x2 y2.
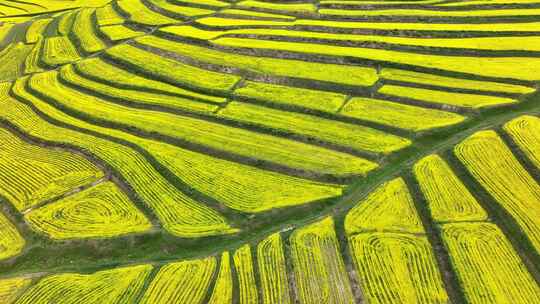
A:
1 0 540 303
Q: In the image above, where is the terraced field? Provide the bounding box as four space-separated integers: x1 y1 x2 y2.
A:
1 0 540 302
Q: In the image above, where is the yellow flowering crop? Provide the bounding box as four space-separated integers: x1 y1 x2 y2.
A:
0 126 103 211
135 35 379 87
42 37 80 67
5 80 236 237
414 154 488 222
504 115 540 170
342 97 465 131
219 101 411 155
16 264 152 304
0 277 32 304
257 232 291 304
455 130 540 253
207 252 233 304
140 257 216 304
71 9 106 54
31 70 377 177
345 178 424 235
378 85 516 109
349 232 449 303
116 0 176 25
442 222 540 303
234 245 259 304
0 210 25 260
25 181 152 239
234 80 346 113
289 217 354 304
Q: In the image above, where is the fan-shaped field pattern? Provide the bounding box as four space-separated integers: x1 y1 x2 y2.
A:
0 217 357 304
24 181 152 239
0 123 104 212
345 178 424 234
348 232 448 303
2 0 540 303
